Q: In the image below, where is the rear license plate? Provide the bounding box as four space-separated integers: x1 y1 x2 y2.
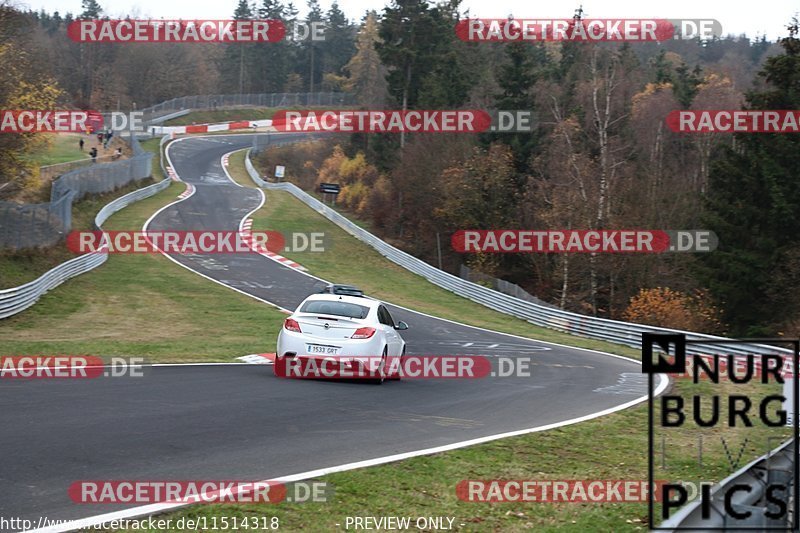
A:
307 344 340 355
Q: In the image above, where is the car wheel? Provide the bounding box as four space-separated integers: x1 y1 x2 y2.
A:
389 346 405 380
370 348 388 385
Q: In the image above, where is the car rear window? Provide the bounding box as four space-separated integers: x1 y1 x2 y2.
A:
300 300 370 319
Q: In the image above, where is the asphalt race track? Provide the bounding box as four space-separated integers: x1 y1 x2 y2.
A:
0 133 655 529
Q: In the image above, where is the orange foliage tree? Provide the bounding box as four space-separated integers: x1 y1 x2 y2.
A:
622 287 724 334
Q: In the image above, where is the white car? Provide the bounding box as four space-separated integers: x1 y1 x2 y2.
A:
275 290 408 383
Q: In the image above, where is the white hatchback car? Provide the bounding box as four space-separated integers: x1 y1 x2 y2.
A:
276 291 408 383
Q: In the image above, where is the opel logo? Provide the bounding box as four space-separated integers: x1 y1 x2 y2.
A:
324 323 330 330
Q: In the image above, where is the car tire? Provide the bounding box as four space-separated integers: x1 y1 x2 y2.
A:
369 348 388 385
389 347 405 381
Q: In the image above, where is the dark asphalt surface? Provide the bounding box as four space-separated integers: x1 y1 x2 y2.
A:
0 133 647 529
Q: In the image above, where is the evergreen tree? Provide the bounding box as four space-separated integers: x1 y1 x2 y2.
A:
415 0 473 109
673 62 703 107
344 11 387 107
649 50 673 84
255 0 290 92
220 0 257 93
299 0 324 92
323 2 355 76
482 41 546 178
698 21 800 334
377 0 441 110
79 0 102 18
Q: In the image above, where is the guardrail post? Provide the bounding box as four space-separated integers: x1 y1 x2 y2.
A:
13 208 22 250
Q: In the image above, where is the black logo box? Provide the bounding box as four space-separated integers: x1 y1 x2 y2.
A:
642 333 799 531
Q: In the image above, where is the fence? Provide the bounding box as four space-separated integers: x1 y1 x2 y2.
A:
141 92 355 122
244 148 796 528
0 192 74 250
0 137 172 319
39 155 117 182
0 135 153 250
459 264 557 309
50 153 152 202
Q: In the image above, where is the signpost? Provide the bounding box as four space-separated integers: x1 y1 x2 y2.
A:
275 165 285 181
319 182 341 205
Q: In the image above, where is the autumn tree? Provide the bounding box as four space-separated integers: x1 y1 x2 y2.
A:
623 287 724 334
0 4 62 197
436 143 519 276
344 11 387 107
689 74 742 192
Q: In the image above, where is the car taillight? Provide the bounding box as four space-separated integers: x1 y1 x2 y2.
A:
284 318 302 333
351 327 376 339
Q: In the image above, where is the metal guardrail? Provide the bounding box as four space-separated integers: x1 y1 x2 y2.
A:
140 92 355 122
459 263 556 308
660 439 795 530
146 109 191 126
245 148 796 528
159 133 172 179
0 243 107 319
0 137 173 320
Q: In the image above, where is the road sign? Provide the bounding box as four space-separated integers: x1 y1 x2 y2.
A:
319 183 341 195
275 165 285 178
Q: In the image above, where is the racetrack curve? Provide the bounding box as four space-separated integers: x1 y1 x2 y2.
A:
0 133 662 530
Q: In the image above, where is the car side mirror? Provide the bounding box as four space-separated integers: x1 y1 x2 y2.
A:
394 321 409 330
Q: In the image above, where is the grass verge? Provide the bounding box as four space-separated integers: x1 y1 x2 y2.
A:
25 133 88 166
164 108 280 126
